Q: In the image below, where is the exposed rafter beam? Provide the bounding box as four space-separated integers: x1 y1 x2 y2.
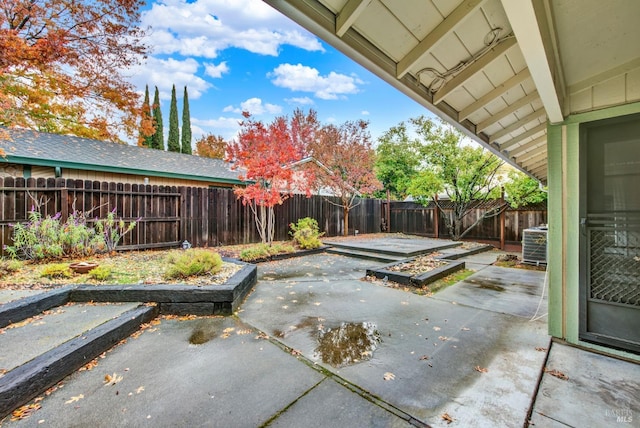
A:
499 123 546 150
517 149 547 165
459 69 531 121
507 134 547 160
476 91 539 133
507 135 547 158
501 0 563 123
489 108 546 142
522 160 546 174
396 0 484 78
531 164 547 176
336 0 371 37
433 37 517 105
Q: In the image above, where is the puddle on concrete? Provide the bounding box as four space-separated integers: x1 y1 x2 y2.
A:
188 324 217 344
314 322 381 368
468 278 506 292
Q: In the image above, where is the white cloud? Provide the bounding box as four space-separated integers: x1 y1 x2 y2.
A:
141 0 324 59
223 97 282 115
191 116 243 141
269 63 362 100
204 61 229 78
286 97 314 105
361 110 370 115
129 57 211 100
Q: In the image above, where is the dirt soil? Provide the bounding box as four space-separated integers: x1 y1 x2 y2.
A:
0 250 242 290
386 254 447 276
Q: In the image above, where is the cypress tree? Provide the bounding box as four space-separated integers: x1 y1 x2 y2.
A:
181 86 192 154
151 86 164 150
138 85 153 148
167 84 180 152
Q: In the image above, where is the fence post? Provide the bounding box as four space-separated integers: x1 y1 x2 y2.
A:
179 186 187 243
500 187 505 250
433 195 440 238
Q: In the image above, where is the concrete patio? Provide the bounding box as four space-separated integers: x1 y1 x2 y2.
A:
0 236 637 427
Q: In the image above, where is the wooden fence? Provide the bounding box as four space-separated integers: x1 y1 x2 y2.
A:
0 178 546 254
0 178 382 254
386 201 547 245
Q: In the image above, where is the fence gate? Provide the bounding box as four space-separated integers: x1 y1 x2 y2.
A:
580 113 640 354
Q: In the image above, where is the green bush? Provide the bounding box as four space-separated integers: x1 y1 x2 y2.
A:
163 248 223 280
5 208 137 262
88 265 112 281
0 258 22 278
239 242 296 262
40 263 73 279
290 217 323 249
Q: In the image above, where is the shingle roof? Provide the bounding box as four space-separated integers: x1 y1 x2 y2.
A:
0 128 243 185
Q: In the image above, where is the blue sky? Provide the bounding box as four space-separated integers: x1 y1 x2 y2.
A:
127 0 433 147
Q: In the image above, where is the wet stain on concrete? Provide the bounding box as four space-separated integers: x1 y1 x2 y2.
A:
314 322 381 368
188 324 217 344
468 278 506 292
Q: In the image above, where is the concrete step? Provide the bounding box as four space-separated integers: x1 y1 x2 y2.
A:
326 247 407 263
0 302 158 418
0 302 142 374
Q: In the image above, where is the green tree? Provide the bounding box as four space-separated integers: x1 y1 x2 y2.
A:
504 170 547 208
151 86 164 150
375 122 421 200
401 116 505 240
167 85 180 152
181 86 192 154
138 85 154 148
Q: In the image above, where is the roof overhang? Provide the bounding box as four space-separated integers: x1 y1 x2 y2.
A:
264 0 640 184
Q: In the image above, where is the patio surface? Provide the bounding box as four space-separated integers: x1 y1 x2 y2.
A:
0 236 637 427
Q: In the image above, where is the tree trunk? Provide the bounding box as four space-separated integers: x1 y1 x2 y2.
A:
343 206 349 236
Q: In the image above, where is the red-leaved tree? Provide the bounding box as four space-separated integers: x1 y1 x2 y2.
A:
226 110 319 244
309 120 382 235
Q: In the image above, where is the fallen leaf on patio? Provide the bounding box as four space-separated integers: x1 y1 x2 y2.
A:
433 326 441 331
474 366 488 373
65 394 84 404
438 336 449 341
290 349 302 356
78 359 98 372
255 332 269 340
104 372 123 386
461 327 471 331
419 355 429 360
544 367 569 380
136 386 145 394
383 372 395 381
441 412 455 424
236 329 252 335
11 403 41 421
535 347 547 352
222 327 235 334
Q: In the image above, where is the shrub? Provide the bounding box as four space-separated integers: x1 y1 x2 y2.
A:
88 265 112 281
290 217 323 250
40 263 72 279
0 258 22 278
239 242 296 262
5 208 137 262
163 248 223 280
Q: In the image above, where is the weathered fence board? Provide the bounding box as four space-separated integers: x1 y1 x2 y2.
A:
0 178 545 254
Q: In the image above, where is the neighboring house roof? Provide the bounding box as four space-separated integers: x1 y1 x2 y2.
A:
0 128 244 185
